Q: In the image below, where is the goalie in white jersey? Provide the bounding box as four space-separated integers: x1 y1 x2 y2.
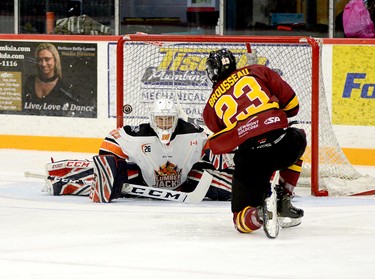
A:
90 98 232 203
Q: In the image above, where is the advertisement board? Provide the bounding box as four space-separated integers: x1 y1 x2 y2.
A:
0 41 97 118
332 45 375 126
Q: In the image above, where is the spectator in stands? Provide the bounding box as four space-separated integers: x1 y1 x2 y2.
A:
367 0 375 23
337 0 375 38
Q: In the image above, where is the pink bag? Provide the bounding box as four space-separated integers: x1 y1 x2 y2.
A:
343 0 375 38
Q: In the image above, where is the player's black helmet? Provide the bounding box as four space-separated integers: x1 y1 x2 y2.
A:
206 48 236 84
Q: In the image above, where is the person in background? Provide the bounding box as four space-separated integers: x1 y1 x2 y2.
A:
367 0 375 23
337 0 375 38
203 48 307 234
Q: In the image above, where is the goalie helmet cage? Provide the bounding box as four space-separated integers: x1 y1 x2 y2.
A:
116 34 366 197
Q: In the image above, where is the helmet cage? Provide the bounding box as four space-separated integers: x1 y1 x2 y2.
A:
206 49 236 84
149 99 179 145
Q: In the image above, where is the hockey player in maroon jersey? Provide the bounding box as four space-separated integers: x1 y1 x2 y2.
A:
203 48 307 233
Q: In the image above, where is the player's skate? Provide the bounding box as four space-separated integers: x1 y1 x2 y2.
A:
261 192 280 239
261 171 280 239
276 184 304 228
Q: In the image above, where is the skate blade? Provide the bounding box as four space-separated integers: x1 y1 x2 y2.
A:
278 217 302 228
263 196 280 239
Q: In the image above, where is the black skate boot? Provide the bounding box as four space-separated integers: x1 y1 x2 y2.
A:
276 184 304 228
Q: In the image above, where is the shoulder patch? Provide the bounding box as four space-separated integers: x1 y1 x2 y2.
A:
124 123 156 137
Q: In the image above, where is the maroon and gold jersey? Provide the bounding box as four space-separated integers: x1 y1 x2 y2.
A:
203 64 299 154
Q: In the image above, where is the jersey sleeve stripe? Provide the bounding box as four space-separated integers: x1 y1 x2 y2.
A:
287 163 302 173
283 95 299 112
99 140 128 159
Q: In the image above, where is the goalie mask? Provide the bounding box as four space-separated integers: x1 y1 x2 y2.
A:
150 98 179 145
206 48 236 84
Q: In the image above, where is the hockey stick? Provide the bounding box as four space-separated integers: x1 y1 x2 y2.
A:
121 170 212 203
262 170 281 239
289 120 311 126
25 170 213 204
24 171 90 184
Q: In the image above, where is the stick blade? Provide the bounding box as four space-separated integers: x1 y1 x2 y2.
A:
184 170 212 204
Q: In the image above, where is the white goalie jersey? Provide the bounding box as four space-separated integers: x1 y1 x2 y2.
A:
99 119 208 190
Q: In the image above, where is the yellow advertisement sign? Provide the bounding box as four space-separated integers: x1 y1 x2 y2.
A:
332 45 375 125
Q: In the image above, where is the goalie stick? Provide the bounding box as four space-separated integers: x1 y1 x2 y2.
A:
121 170 212 203
24 171 89 184
24 170 213 204
262 170 281 239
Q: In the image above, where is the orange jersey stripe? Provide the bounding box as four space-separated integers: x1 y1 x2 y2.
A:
100 140 128 159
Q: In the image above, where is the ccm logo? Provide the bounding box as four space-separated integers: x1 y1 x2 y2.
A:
66 161 91 168
130 187 182 200
54 161 90 168
264 117 280 125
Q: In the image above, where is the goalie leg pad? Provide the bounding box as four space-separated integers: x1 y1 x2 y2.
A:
90 156 129 202
185 166 232 201
90 155 122 202
111 160 129 200
233 206 263 233
205 185 231 201
205 169 232 201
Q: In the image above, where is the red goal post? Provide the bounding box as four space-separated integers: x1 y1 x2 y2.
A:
116 34 366 196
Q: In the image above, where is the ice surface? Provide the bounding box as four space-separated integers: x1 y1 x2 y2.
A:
1 149 375 279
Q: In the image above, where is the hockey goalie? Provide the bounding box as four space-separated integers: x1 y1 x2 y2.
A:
42 98 233 203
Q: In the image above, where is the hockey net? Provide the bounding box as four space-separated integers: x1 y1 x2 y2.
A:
116 34 375 196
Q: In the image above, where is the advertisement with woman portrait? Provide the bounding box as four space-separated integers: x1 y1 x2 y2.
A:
0 41 97 118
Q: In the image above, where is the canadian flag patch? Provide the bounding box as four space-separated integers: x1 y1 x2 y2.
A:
190 140 198 145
